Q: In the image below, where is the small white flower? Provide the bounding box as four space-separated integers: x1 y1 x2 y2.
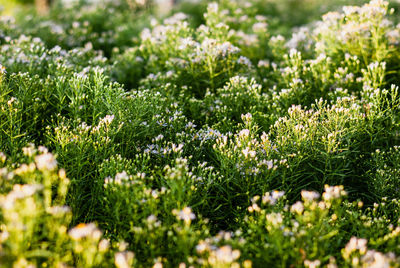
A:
176 207 196 224
68 223 101 241
237 56 252 67
323 185 347 200
344 237 368 257
99 239 110 251
153 262 163 268
301 190 320 201
238 129 250 139
101 115 114 125
47 206 71 215
0 64 6 75
35 153 57 171
115 251 134 268
252 22 268 32
291 201 304 214
215 245 240 263
304 259 321 268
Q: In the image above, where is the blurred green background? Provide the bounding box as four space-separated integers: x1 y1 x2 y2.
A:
0 0 32 15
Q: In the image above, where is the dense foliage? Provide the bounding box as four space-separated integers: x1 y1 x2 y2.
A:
1 0 400 267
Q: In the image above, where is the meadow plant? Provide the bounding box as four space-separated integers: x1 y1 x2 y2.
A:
0 0 400 267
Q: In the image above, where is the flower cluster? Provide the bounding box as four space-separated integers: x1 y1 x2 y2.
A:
1 0 400 266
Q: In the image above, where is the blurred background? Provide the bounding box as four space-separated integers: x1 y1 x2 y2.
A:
0 0 369 18
1 0 398 59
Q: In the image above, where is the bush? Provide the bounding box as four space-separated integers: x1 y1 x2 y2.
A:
1 0 400 267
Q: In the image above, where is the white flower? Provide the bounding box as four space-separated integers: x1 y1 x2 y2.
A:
115 251 134 268
323 185 347 200
47 206 71 215
35 153 57 171
258 60 270 68
196 240 212 254
0 64 6 75
272 190 285 200
344 237 368 257
301 190 320 201
252 22 268 32
266 212 283 226
101 115 114 125
361 250 393 268
262 190 284 205
177 207 196 224
1 184 43 210
147 214 157 223
241 113 252 122
153 262 163 268
304 259 321 268
238 129 250 139
22 144 37 157
172 143 184 153
114 171 130 184
291 201 304 214
99 239 110 251
68 223 101 240
164 12 188 25
237 56 252 67
208 2 219 13
215 245 240 263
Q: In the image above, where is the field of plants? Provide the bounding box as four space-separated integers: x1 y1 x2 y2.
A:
1 0 400 266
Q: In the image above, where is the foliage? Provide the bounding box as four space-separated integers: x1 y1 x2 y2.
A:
1 0 400 267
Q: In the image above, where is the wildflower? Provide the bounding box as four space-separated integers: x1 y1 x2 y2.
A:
261 160 274 170
68 223 101 240
343 6 360 16
304 259 321 268
272 190 285 200
35 152 57 171
242 148 256 158
0 64 6 75
114 171 130 184
262 191 284 205
252 22 268 33
343 237 368 257
258 60 270 68
7 97 17 106
323 185 347 200
208 2 219 14
266 212 283 226
196 240 211 254
361 250 394 268
241 113 252 122
100 114 114 125
291 201 304 214
238 129 250 139
1 184 43 210
185 122 197 129
0 230 9 242
115 251 134 268
237 56 252 67
214 245 240 263
0 152 6 163
176 207 196 224
47 206 71 216
248 203 260 213
153 262 163 268
301 190 320 201
172 143 184 153
146 214 157 223
98 239 110 252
